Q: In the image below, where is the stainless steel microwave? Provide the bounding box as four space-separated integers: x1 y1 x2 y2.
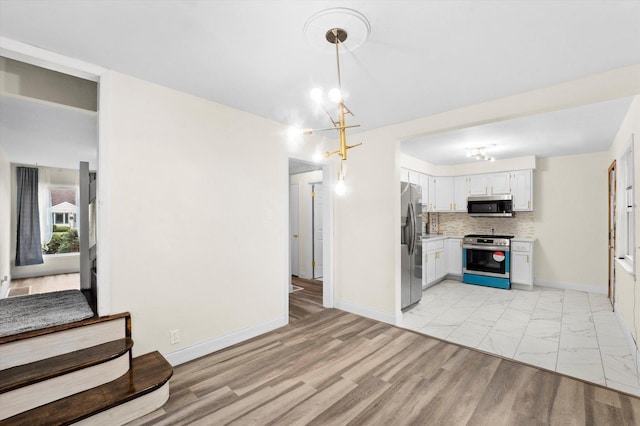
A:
467 195 514 217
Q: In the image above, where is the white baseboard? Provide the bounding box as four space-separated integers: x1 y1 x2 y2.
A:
334 299 398 325
164 316 287 366
614 303 640 379
534 279 607 295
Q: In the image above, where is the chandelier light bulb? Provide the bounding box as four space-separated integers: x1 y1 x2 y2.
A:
287 126 302 139
310 87 323 103
335 178 346 195
312 150 323 162
328 88 342 103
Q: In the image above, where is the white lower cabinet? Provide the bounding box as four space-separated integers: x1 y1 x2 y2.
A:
446 238 463 276
511 240 534 287
423 239 445 289
423 238 463 288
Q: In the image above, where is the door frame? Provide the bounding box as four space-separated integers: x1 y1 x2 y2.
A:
608 160 616 307
0 38 110 314
287 157 334 310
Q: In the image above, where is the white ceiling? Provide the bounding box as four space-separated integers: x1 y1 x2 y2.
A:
0 1 639 165
402 97 635 165
0 95 97 169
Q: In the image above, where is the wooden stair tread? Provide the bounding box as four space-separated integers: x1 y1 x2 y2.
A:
1 351 173 426
0 312 131 345
0 338 133 393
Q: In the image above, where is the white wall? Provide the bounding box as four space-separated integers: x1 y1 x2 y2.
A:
533 152 609 292
100 71 289 358
289 170 322 279
609 96 640 344
333 129 400 323
0 146 10 293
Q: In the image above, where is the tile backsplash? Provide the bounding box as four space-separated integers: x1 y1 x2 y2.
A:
422 212 535 239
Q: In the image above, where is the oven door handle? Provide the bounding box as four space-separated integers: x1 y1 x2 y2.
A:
463 244 510 252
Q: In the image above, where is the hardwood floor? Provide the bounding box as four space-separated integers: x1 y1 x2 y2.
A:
289 276 324 322
7 273 80 297
126 308 640 425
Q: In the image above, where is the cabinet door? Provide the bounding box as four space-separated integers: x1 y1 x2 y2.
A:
445 238 463 275
409 170 420 185
511 241 533 286
434 176 454 211
435 249 446 280
420 174 431 212
422 250 428 289
453 176 469 212
400 168 410 183
511 251 531 285
512 170 533 211
490 173 511 195
425 250 437 285
468 175 488 196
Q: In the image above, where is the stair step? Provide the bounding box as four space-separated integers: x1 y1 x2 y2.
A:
0 312 130 345
1 313 131 371
0 338 133 394
1 351 173 426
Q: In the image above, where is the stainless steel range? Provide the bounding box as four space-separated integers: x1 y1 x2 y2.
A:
462 234 514 289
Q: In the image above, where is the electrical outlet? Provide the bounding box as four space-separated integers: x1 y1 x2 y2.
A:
170 329 180 345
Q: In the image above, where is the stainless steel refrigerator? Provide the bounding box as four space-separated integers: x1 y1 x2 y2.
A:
401 182 423 309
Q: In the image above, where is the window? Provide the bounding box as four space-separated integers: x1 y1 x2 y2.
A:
43 187 79 255
619 141 634 269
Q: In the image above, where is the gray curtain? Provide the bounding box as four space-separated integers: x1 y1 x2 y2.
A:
16 167 44 266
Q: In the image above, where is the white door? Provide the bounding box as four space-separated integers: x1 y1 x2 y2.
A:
290 183 299 276
313 183 324 279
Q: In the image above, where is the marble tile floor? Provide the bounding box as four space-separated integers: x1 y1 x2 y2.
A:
400 279 640 396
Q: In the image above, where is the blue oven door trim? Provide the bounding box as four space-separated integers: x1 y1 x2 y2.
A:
462 273 511 289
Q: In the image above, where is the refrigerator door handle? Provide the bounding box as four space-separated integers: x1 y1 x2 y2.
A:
408 202 416 256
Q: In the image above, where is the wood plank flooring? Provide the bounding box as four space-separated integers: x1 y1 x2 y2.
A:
289 277 324 322
7 273 80 297
125 308 640 426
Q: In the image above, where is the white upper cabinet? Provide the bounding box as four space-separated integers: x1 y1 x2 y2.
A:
453 176 469 212
511 170 533 211
401 168 421 185
468 175 488 196
400 168 410 183
420 173 431 212
489 173 511 195
400 168 534 212
434 176 454 212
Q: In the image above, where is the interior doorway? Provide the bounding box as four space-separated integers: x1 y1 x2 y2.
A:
608 160 616 308
290 182 300 277
288 158 326 320
312 183 323 279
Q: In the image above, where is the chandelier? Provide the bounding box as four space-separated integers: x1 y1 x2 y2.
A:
466 146 496 162
302 8 370 194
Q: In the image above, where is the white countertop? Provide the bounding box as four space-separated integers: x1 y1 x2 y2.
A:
421 234 462 241
421 235 535 242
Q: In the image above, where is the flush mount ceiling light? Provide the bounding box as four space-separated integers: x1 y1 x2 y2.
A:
302 8 371 194
466 146 496 162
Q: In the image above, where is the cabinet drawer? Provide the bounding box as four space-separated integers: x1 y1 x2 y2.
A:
426 240 445 251
511 242 532 252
